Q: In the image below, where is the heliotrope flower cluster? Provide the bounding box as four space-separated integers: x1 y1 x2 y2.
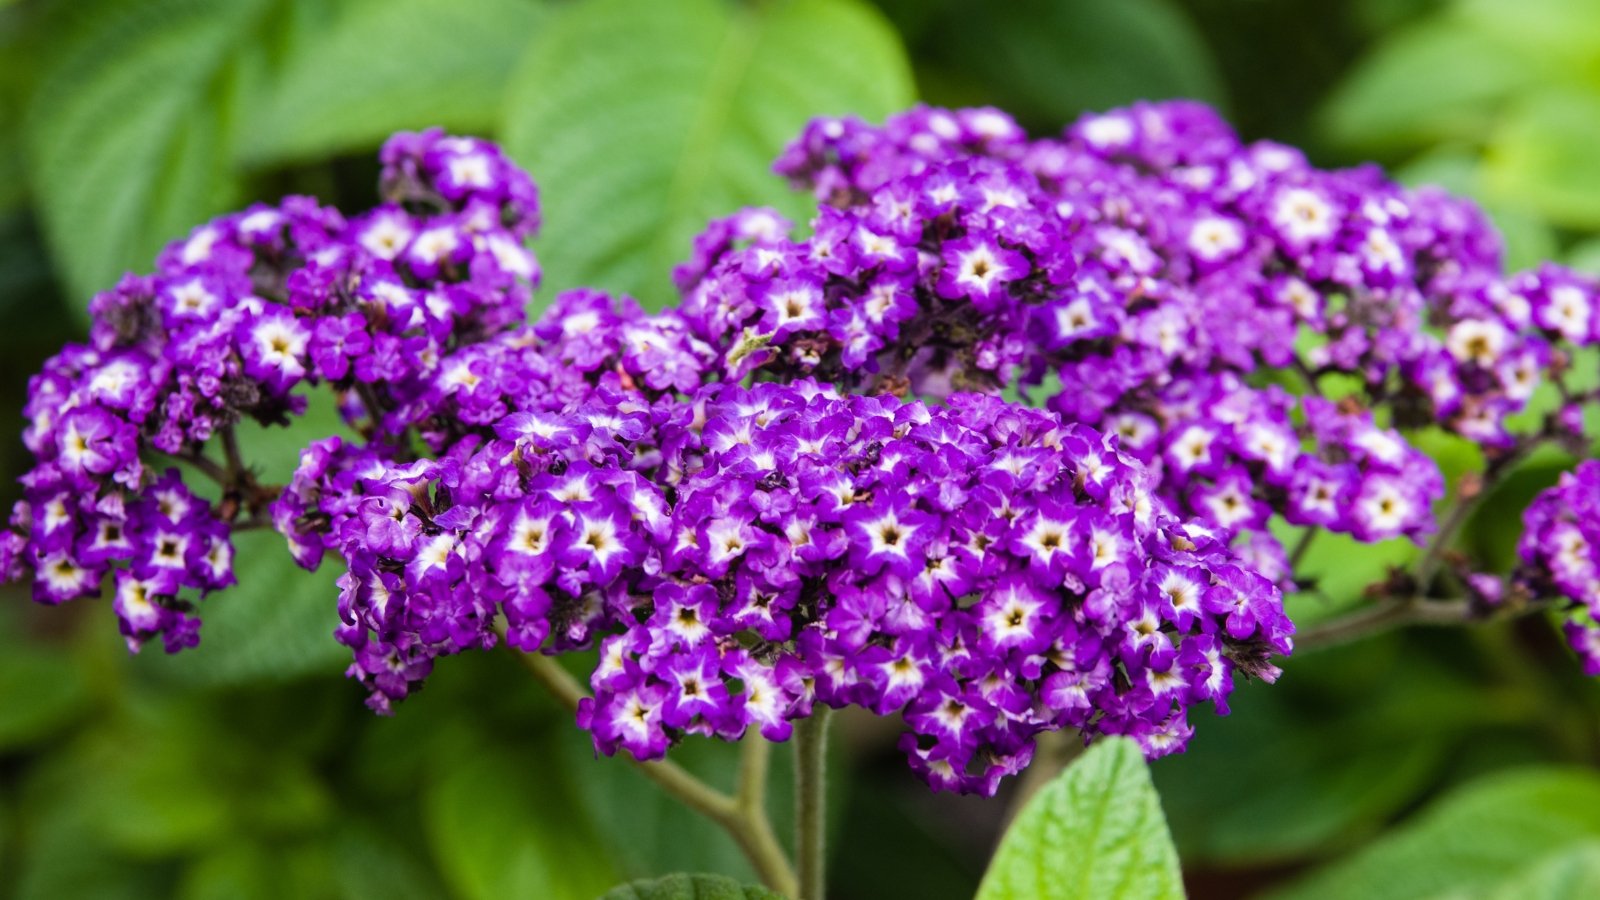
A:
289 379 1288 790
3 100 1597 795
1 129 541 652
706 102 1599 582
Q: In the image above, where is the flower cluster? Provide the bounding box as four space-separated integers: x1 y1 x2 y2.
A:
6 99 1597 797
1 129 541 651
729 101 1600 576
1518 461 1600 672
300 380 1289 791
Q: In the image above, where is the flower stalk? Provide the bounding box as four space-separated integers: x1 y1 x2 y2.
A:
794 707 831 900
505 637 797 896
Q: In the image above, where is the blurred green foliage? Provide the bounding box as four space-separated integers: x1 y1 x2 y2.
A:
0 0 1598 898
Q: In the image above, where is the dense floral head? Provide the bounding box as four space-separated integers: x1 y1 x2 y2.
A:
6 101 1597 797
297 380 1289 793
697 102 1600 589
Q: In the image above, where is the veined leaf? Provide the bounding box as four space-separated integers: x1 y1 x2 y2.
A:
501 0 914 310
977 738 1183 900
599 873 784 900
1267 767 1600 900
241 0 543 167
25 0 273 302
425 728 618 900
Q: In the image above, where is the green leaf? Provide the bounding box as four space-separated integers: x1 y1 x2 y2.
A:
0 3 48 213
909 0 1225 129
13 797 170 900
977 737 1183 900
1454 0 1600 76
564 729 797 883
1483 89 1600 230
78 730 238 858
1266 768 1600 900
501 0 914 310
131 527 348 687
1320 20 1543 153
178 840 341 900
24 0 273 302
240 0 544 167
333 822 451 900
178 845 278 900
1482 842 1600 900
0 645 92 751
1156 635 1536 865
134 396 354 687
424 728 618 900
1565 236 1600 275
599 873 785 900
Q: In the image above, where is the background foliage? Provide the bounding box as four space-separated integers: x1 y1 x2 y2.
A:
1 0 1598 897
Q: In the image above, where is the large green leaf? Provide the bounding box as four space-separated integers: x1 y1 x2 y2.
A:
424 728 618 900
600 873 784 900
1454 0 1600 75
0 2 57 214
133 396 355 687
1323 0 1600 156
176 843 339 900
25 0 544 306
1267 768 1600 900
0 645 92 752
501 0 914 309
24 0 273 302
1483 89 1600 230
1155 634 1535 865
240 0 543 167
900 0 1224 130
333 821 452 900
13 797 171 900
1319 20 1544 153
977 737 1183 900
1481 842 1600 900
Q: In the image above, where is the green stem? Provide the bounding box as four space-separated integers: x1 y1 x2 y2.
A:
1295 594 1559 652
504 637 797 895
1295 596 1472 651
733 736 797 898
794 707 831 900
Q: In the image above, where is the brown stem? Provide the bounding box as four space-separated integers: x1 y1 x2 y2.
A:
220 424 246 482
179 451 231 487
1287 527 1318 572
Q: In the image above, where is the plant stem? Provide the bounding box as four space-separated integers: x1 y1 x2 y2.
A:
178 451 231 488
504 639 797 896
220 424 246 481
794 707 831 900
1413 488 1482 591
1295 597 1473 651
1287 527 1318 573
732 736 796 898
